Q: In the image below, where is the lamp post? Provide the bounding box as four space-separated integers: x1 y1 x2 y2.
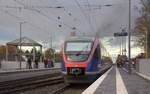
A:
120 38 122 55
128 0 131 74
19 21 26 70
121 27 126 55
146 30 148 58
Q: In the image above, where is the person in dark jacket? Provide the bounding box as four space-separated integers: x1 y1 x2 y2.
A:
44 59 48 68
27 58 32 69
0 59 1 68
34 58 39 68
51 60 54 67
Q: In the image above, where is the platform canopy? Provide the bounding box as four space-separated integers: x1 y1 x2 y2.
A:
7 36 42 47
5 37 42 64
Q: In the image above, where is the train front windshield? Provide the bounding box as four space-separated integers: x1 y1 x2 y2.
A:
65 41 93 62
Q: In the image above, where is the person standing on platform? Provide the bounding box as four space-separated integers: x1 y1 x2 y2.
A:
27 58 32 69
34 58 39 68
133 58 136 69
47 59 51 68
44 59 48 68
0 59 1 69
51 59 54 67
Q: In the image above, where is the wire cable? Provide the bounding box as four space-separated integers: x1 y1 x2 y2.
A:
74 0 95 33
13 0 82 33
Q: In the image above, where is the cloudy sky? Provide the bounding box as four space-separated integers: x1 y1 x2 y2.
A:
0 0 142 60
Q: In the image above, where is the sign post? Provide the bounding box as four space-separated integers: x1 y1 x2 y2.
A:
114 32 128 55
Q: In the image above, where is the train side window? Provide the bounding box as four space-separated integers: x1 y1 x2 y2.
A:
93 45 101 59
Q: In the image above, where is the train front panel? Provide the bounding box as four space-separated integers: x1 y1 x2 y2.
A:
61 39 101 83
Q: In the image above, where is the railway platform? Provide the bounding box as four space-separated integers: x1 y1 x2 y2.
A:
0 67 61 83
82 66 150 94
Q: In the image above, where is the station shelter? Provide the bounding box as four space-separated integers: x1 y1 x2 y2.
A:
5 37 42 63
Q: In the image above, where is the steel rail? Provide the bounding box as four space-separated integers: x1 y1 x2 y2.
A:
0 73 63 94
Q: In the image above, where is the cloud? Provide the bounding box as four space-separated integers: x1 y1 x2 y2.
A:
0 0 141 55
0 26 18 41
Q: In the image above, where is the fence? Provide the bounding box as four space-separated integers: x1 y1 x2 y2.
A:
0 61 61 70
136 59 150 77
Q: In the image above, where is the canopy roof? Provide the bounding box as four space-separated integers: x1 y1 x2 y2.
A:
7 37 42 47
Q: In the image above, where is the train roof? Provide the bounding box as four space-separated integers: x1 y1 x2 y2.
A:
66 36 96 42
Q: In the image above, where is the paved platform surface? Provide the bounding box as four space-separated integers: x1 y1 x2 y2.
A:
83 66 150 94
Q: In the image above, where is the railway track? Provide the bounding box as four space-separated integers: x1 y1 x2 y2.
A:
0 73 64 94
0 67 112 94
50 84 70 94
51 67 112 94
50 84 90 94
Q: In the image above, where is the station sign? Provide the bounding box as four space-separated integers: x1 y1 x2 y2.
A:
114 32 128 37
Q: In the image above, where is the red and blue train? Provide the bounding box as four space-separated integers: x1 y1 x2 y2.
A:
61 37 112 83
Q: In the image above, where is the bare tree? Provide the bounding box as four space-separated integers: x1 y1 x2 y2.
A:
134 0 150 57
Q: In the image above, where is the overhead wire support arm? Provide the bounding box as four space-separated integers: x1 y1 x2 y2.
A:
0 9 21 20
0 5 64 9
